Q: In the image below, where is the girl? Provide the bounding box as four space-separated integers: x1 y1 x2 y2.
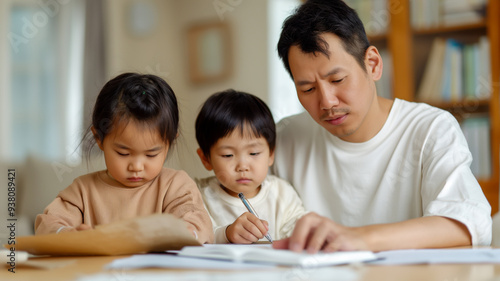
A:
35 73 213 244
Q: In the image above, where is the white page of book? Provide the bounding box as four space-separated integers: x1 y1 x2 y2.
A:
371 249 500 265
105 253 275 270
88 265 358 281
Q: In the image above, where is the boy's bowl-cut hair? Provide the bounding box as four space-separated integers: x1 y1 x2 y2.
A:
195 89 276 158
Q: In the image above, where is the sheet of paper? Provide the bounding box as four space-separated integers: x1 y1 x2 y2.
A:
177 244 377 267
106 254 276 270
78 267 359 281
7 214 201 256
371 248 500 265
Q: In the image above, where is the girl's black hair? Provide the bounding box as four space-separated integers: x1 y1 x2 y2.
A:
83 72 179 157
195 89 276 158
278 0 371 79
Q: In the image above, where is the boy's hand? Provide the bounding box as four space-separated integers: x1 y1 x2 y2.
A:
226 212 269 244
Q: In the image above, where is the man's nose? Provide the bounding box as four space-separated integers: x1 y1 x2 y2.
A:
318 83 340 110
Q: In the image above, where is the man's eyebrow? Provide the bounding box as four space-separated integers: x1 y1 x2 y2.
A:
321 67 343 79
295 67 343 86
296 79 314 86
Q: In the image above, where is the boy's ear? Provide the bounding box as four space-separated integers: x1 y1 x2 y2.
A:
268 150 275 167
197 148 213 171
91 126 104 151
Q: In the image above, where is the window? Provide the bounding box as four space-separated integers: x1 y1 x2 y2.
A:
5 0 84 162
267 0 303 123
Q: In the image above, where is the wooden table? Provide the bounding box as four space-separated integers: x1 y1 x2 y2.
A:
2 254 500 281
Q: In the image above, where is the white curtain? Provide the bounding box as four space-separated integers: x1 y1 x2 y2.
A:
3 0 85 162
0 1 11 160
58 0 86 164
267 0 303 123
83 0 107 133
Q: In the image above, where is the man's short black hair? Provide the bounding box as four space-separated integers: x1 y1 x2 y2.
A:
278 0 371 79
195 89 276 158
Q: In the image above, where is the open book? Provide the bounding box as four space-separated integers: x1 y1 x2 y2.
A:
178 244 377 267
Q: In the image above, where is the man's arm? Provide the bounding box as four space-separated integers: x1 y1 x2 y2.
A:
273 212 471 253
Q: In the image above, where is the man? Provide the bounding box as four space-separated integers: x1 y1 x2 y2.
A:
271 0 491 253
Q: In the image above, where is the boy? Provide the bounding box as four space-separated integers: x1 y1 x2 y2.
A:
195 89 307 244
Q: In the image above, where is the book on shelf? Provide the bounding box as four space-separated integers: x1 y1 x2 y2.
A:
440 39 463 102
463 44 478 99
411 0 486 29
477 36 492 99
344 0 388 36
441 11 484 27
411 0 440 29
460 116 491 179
417 36 491 103
441 0 487 13
178 244 378 267
416 37 446 103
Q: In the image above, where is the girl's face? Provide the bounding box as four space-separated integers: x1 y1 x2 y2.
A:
198 125 274 198
93 119 169 188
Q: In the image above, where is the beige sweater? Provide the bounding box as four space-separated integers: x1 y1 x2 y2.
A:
35 168 213 244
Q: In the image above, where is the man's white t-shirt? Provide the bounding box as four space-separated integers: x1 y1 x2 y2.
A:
197 175 308 243
271 98 492 246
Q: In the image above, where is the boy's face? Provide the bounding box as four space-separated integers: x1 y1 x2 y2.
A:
93 120 169 188
288 32 383 143
198 126 274 198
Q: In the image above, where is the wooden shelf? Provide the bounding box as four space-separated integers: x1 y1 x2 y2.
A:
413 21 487 35
387 0 499 214
479 179 499 214
368 33 388 42
424 100 490 122
422 99 490 109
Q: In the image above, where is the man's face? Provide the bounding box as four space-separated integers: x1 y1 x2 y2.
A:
288 33 382 143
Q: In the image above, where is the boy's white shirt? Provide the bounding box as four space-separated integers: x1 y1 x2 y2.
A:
197 175 308 244
272 98 492 246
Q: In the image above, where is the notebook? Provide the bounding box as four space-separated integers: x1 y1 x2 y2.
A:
177 244 377 267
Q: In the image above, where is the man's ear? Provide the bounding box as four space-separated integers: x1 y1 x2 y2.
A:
91 126 104 151
365 46 383 81
197 148 213 171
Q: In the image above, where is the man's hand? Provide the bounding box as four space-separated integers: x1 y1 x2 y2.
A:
226 212 269 244
273 212 472 253
273 212 368 253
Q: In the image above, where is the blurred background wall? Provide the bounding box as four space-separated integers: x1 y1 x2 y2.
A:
0 0 302 240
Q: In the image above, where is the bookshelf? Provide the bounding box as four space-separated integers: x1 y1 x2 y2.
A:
383 0 500 214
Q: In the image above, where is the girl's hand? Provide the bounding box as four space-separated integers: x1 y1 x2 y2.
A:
186 224 199 241
58 224 92 233
75 224 92 231
226 212 269 244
